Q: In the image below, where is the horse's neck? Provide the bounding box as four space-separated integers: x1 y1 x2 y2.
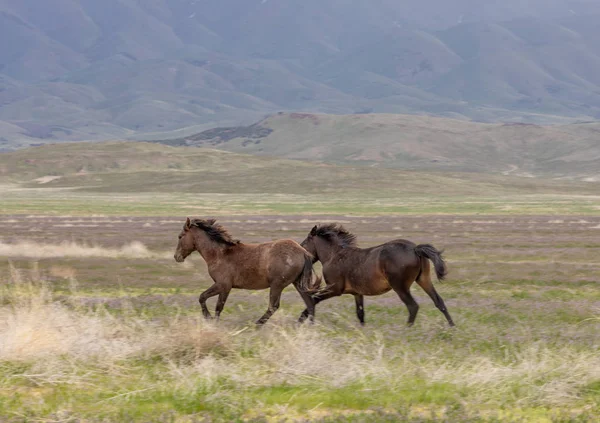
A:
196 238 247 268
194 236 225 264
321 247 360 279
317 243 344 264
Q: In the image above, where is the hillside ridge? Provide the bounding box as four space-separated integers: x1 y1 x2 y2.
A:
2 141 598 196
151 112 600 180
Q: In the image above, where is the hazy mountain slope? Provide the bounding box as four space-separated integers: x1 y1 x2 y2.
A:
433 19 600 111
0 7 89 81
315 28 463 88
2 0 600 149
157 112 600 180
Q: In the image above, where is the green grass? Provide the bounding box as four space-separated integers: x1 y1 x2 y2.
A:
2 190 600 216
1 266 599 422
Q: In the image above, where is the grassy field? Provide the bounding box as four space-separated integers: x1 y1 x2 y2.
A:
1 142 600 421
1 142 600 219
2 212 600 422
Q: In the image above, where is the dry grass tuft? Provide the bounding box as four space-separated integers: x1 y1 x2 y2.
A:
429 345 600 406
1 277 140 363
150 319 230 365
0 265 226 367
0 240 161 259
0 267 391 392
48 265 77 280
251 325 389 387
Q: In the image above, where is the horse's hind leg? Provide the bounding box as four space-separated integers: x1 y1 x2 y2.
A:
393 287 419 326
354 294 365 325
293 283 315 323
416 259 455 327
387 263 420 326
256 285 284 326
298 283 343 323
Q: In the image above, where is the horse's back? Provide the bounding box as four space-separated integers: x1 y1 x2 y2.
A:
381 238 417 249
202 237 309 291
248 239 309 283
267 239 309 271
270 238 306 254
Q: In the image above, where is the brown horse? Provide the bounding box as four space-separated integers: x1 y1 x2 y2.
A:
174 218 319 325
299 224 454 327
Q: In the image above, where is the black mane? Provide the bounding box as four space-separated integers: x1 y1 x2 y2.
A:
191 219 240 246
314 223 357 247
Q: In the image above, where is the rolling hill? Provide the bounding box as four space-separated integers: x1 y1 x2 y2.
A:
2 0 600 149
1 141 598 197
154 112 600 180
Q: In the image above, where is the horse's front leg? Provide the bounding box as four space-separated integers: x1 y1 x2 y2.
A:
215 289 231 321
198 282 228 320
298 283 343 323
256 284 284 326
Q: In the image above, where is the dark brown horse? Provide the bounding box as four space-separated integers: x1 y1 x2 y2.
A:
174 218 319 325
299 224 454 327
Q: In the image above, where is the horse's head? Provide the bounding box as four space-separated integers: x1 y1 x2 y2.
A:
174 217 196 262
300 225 320 263
301 224 357 263
175 218 239 262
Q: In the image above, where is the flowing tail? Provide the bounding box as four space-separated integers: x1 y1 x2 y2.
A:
414 244 448 281
299 253 321 292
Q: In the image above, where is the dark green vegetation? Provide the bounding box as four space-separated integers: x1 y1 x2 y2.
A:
3 0 600 149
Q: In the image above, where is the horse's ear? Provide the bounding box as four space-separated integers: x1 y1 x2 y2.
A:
185 217 191 229
310 225 317 235
206 218 216 226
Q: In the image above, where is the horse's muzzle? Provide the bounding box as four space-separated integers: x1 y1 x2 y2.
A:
174 254 184 263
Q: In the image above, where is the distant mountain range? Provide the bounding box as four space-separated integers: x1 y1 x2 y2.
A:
2 0 600 149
